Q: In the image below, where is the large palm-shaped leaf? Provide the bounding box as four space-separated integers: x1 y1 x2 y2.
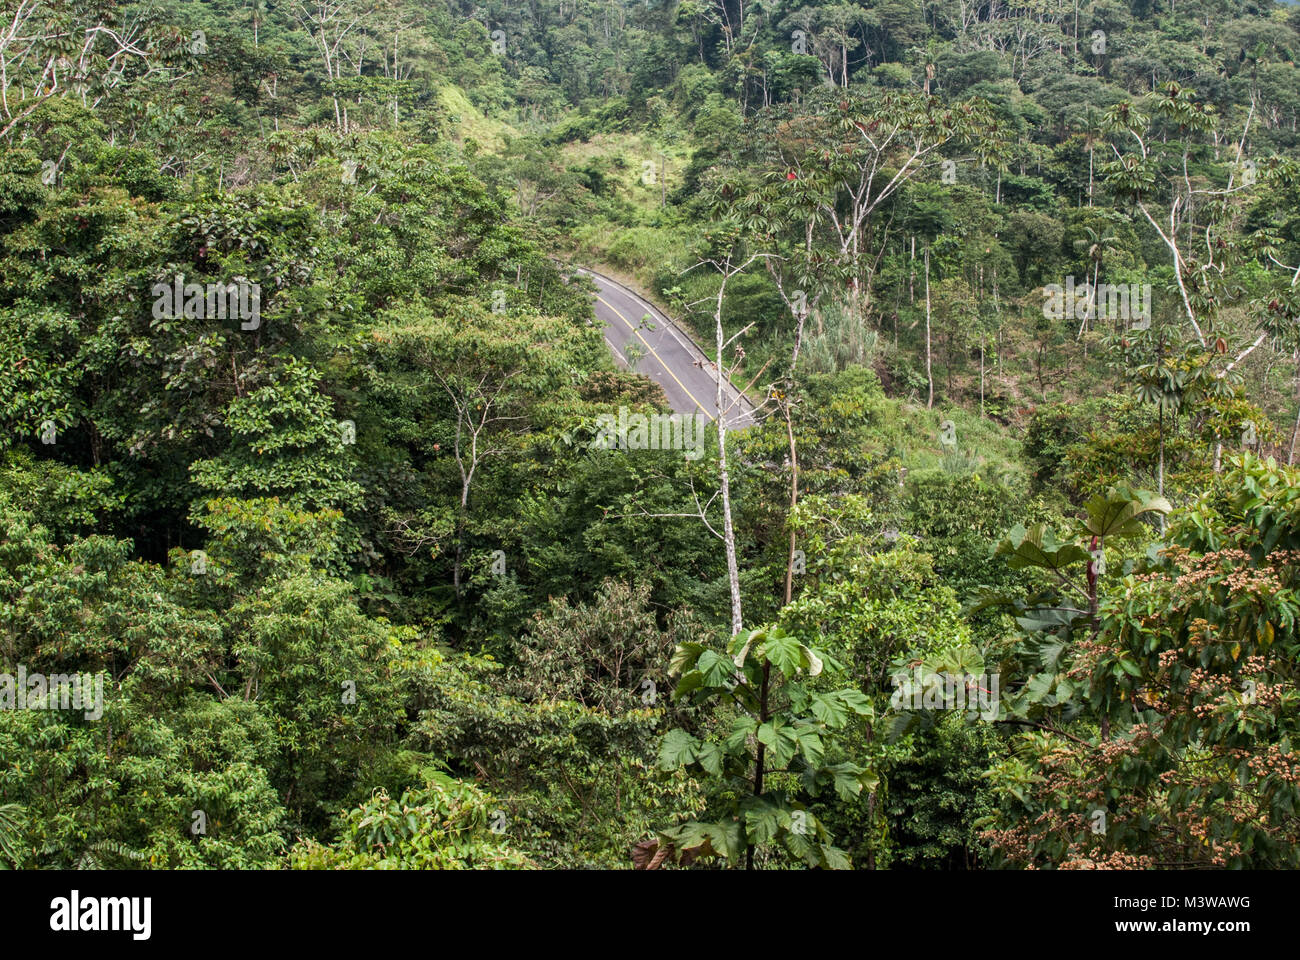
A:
1082 487 1172 540
995 523 1091 572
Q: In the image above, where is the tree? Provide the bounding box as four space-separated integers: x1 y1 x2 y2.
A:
1116 332 1235 505
290 0 368 132
651 622 875 869
371 302 592 597
752 88 1002 313
1074 105 1106 207
0 1 191 140
1100 84 1218 349
290 774 531 869
984 457 1300 868
189 359 363 516
688 236 760 638
1072 225 1117 343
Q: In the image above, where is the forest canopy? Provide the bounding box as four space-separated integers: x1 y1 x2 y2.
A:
2 0 1300 871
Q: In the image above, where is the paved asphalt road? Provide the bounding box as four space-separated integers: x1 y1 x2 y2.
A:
572 267 757 430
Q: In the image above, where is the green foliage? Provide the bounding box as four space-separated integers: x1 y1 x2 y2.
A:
0 803 24 868
656 623 876 869
290 775 530 870
4 0 1300 873
983 457 1300 868
190 360 362 514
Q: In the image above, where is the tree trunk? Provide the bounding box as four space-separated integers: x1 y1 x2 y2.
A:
1290 367 1300 466
453 473 470 597
746 659 771 871
783 404 799 607
1157 405 1166 532
924 247 934 409
909 236 915 305
714 283 743 638
993 265 1003 376
1087 141 1094 207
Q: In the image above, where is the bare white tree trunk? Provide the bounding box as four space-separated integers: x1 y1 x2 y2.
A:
1290 359 1300 466
713 276 743 637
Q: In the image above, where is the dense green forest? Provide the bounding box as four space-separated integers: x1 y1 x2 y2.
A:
2 0 1300 871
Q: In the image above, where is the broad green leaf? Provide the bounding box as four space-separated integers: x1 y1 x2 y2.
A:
817 843 853 870
757 627 805 677
995 523 1090 572
810 693 847 726
1024 672 1055 702
793 722 825 766
669 642 705 677
756 719 799 768
657 729 699 771
725 715 756 753
836 687 874 717
695 741 726 777
1082 488 1171 540
696 649 736 689
828 761 877 800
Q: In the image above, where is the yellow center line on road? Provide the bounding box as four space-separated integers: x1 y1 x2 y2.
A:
596 293 715 422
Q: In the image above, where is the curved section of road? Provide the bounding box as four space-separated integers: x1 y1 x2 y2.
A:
573 266 757 430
